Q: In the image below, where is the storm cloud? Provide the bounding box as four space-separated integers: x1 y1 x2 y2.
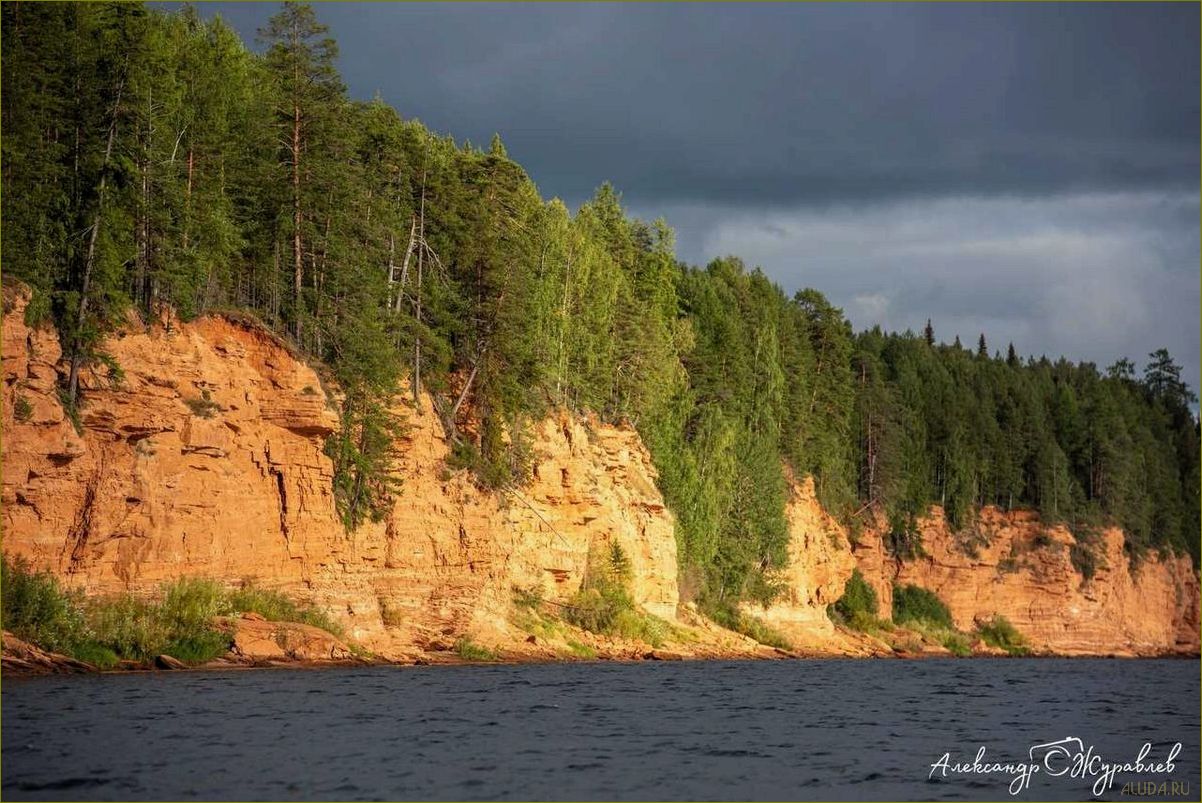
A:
181 1 1200 390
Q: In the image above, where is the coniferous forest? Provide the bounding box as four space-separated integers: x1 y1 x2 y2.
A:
3 2 1198 620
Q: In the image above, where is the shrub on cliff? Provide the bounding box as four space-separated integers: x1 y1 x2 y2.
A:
891 584 954 629
1070 543 1100 581
976 615 1029 655
833 569 879 624
565 543 674 647
566 543 636 633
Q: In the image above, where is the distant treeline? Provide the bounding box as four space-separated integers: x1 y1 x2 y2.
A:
3 2 1196 616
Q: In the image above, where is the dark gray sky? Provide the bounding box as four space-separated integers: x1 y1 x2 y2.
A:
179 1 1200 391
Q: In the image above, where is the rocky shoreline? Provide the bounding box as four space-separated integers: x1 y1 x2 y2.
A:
6 623 1194 680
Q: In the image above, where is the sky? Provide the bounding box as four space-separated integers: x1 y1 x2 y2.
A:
178 1 1200 393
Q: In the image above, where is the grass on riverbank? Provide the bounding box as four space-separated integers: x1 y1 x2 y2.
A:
706 605 793 651
976 614 1030 655
453 637 499 662
1 555 345 668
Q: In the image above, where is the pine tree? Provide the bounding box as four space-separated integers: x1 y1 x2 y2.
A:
258 1 345 346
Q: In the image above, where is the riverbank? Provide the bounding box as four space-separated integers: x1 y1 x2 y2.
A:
7 623 1192 680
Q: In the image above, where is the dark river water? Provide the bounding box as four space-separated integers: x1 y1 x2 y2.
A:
2 658 1198 801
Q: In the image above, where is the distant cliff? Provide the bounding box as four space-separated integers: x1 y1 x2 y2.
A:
3 284 1196 660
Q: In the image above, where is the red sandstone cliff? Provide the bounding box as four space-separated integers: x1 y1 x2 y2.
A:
2 284 1196 659
0 285 758 660
850 507 1200 656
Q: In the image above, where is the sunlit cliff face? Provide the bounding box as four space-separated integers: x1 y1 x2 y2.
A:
4 283 1197 660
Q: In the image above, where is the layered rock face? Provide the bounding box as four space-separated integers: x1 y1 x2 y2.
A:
1 287 682 658
852 507 1200 656
2 284 1196 658
747 475 870 654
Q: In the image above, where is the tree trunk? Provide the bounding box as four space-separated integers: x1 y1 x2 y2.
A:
182 145 193 250
556 251 572 397
66 77 124 405
292 95 303 345
413 171 426 404
393 216 416 312
314 215 330 354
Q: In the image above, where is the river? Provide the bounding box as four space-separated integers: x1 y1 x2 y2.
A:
2 658 1198 800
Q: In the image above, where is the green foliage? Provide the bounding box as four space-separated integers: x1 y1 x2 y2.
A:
563 639 597 659
892 584 954 629
0 555 349 666
13 395 33 422
898 616 970 657
1 555 89 653
68 642 121 670
940 630 972 657
609 609 672 647
565 544 636 634
828 566 890 635
707 605 792 650
852 332 1199 568
885 512 924 559
511 584 545 612
833 569 879 621
561 543 672 646
976 614 1029 655
184 389 219 418
226 584 344 637
56 387 83 434
22 289 52 328
1070 543 1100 581
454 637 498 662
